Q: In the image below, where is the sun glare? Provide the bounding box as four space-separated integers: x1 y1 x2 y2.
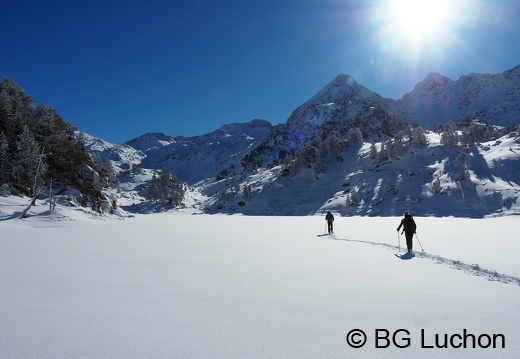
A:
388 0 452 38
371 0 464 59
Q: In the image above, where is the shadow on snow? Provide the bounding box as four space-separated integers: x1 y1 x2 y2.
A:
327 236 520 286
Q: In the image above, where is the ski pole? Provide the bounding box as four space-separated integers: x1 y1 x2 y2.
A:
397 231 401 252
414 233 424 251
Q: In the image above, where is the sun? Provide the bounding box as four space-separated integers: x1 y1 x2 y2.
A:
370 0 463 59
364 0 469 84
388 0 451 39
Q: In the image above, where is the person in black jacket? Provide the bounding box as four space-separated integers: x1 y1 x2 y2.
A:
397 212 417 253
325 211 334 234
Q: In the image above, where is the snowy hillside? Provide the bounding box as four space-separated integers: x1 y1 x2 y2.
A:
1 210 519 358
70 66 520 218
209 131 519 217
388 65 520 130
129 119 277 184
79 132 145 174
292 74 388 116
125 132 176 152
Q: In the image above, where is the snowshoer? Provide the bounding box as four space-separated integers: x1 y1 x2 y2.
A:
325 211 334 234
397 212 417 253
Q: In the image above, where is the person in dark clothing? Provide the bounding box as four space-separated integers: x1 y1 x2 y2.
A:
325 211 334 234
397 212 417 253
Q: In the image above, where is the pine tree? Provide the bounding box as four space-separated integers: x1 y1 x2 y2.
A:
411 127 427 146
460 124 478 147
29 104 79 183
12 126 47 195
89 154 111 189
217 189 228 209
0 77 34 125
376 142 387 164
431 177 442 194
146 168 185 206
0 79 97 198
146 174 161 202
346 188 360 207
0 131 11 184
454 152 470 180
347 127 363 144
325 130 345 156
104 160 119 188
369 142 378 160
440 120 459 147
242 184 252 200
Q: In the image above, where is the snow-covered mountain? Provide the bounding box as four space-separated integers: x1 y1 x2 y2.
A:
125 132 176 152
387 65 520 130
81 66 520 218
80 132 145 174
131 119 278 184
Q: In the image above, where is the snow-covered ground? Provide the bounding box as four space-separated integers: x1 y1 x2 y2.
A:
1 198 519 358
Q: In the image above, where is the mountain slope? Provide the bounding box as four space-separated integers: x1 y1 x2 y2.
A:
211 131 519 217
80 132 145 174
87 66 520 218
137 119 277 184
388 65 520 129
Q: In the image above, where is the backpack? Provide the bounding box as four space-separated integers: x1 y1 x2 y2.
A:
403 215 416 232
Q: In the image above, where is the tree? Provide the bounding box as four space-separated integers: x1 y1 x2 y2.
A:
146 168 185 206
29 104 79 183
376 141 388 164
369 142 378 160
104 160 119 188
454 152 470 180
20 152 47 218
325 130 345 156
0 78 99 201
281 154 300 177
218 189 228 202
440 120 459 147
431 177 442 194
411 127 427 146
12 126 47 195
385 139 398 158
90 154 109 188
347 127 363 144
146 174 161 202
345 188 360 207
0 131 11 184
242 184 253 200
0 77 34 127
460 124 478 147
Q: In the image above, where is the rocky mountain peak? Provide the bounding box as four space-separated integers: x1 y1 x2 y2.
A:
125 132 175 152
305 74 383 106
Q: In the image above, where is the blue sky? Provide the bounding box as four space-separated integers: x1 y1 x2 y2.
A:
2 0 519 143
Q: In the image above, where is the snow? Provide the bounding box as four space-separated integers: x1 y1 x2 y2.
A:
1 198 519 358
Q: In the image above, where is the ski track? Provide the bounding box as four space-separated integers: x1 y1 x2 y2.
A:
331 236 520 286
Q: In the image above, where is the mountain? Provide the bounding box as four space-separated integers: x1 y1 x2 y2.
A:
131 119 278 185
80 132 145 174
387 65 520 129
82 66 520 218
125 132 176 152
297 74 387 109
283 75 401 144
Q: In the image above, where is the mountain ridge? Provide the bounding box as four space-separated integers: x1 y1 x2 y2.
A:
82 66 520 218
